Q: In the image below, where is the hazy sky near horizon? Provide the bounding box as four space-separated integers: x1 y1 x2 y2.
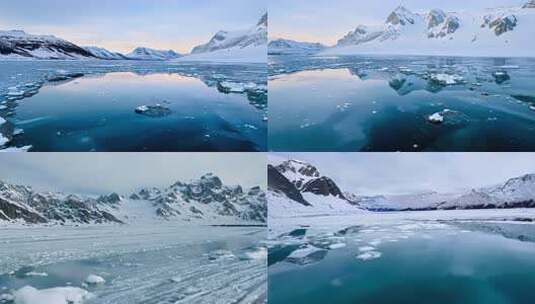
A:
0 0 265 54
0 153 266 195
270 153 535 196
270 0 526 45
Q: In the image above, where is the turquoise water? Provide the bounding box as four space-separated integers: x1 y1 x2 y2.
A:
269 55 535 152
269 222 535 304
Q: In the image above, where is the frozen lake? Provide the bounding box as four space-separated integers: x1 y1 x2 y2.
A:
269 55 535 151
0 60 267 152
0 224 267 304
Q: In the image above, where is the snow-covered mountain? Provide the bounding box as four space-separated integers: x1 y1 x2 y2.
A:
268 159 535 217
0 30 96 60
0 174 266 225
125 47 182 61
179 13 267 63
83 46 129 60
268 160 361 217
353 174 535 211
323 2 535 57
268 39 326 55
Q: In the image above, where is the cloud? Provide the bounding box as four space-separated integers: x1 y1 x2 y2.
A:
270 153 535 196
0 153 267 195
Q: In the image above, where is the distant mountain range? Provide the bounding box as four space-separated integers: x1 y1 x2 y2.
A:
0 174 266 225
269 1 535 57
0 13 267 62
269 159 535 217
268 39 326 55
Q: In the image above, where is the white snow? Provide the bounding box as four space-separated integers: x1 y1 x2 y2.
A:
84 274 105 285
356 251 382 261
24 271 48 277
322 4 535 58
12 286 93 304
177 45 267 63
428 112 444 123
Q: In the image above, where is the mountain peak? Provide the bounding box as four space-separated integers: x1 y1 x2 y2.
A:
258 13 268 27
523 0 535 8
386 5 416 25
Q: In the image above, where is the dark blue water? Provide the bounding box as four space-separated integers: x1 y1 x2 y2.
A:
0 61 267 152
269 55 535 152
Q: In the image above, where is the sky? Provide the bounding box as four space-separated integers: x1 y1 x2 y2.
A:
0 0 265 54
270 153 535 196
269 0 527 45
0 153 266 195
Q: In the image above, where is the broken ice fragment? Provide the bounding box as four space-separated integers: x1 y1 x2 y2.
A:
428 112 444 124
356 251 382 261
84 274 106 285
286 245 328 265
134 104 172 117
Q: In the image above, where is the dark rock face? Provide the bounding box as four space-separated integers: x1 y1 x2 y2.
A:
523 1 535 8
484 15 518 36
427 10 446 28
0 181 123 224
268 165 310 206
302 177 346 199
386 7 415 26
0 31 95 59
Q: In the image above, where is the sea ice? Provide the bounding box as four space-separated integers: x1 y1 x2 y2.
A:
134 104 172 117
286 245 328 265
12 286 93 304
84 274 105 285
430 73 464 85
356 251 382 261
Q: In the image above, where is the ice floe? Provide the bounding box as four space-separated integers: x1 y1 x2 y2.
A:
429 73 464 85
356 251 382 261
286 245 328 265
134 104 172 117
12 286 93 304
84 274 105 285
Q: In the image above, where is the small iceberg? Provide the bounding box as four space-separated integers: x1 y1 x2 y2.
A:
429 73 464 85
356 251 382 261
428 112 445 124
134 104 172 117
84 274 106 285
286 245 328 265
12 286 93 304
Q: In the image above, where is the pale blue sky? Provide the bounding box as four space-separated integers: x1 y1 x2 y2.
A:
0 153 266 195
270 153 535 196
0 0 265 53
270 0 527 45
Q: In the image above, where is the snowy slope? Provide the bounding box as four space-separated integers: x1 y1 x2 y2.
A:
268 159 361 218
0 174 266 225
0 30 96 60
269 159 535 217
323 3 535 57
268 39 326 55
125 47 182 61
83 46 129 60
179 13 267 63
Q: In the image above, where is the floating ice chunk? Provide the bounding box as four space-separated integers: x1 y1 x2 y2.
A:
0 117 6 126
218 81 246 93
428 112 444 123
530 106 535 111
369 239 382 246
170 276 182 283
0 105 7 110
134 104 172 117
13 128 24 136
286 245 328 265
244 247 267 260
0 293 14 301
13 286 93 304
358 246 376 252
356 251 382 261
0 145 32 152
25 271 48 277
336 102 352 111
430 73 464 85
328 243 347 249
0 134 9 147
84 274 105 285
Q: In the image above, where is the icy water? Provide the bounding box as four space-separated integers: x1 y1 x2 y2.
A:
0 224 267 303
268 220 535 304
0 61 267 152
269 55 535 151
